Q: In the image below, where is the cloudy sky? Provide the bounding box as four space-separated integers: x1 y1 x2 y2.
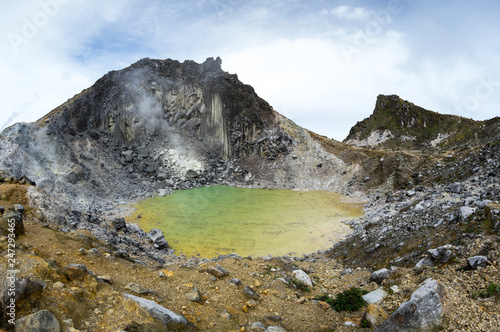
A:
1 0 499 140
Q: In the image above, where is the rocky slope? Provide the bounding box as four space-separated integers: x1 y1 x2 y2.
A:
0 176 499 331
0 58 499 331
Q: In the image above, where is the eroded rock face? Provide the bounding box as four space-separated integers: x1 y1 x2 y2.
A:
42 57 293 161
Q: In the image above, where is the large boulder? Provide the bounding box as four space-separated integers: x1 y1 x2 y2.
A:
15 310 60 332
374 278 447 331
292 269 313 287
0 276 44 327
123 293 192 330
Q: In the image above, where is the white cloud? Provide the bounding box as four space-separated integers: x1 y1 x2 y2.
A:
222 32 412 139
329 6 370 21
1 0 499 141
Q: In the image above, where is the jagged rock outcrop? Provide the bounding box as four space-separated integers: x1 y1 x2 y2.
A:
345 94 500 151
39 57 293 160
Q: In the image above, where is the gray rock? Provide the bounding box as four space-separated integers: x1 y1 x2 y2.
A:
228 278 242 287
19 176 36 186
121 149 134 158
292 269 312 287
427 247 452 263
147 228 168 249
182 118 202 131
185 169 199 179
244 286 261 300
467 256 488 270
417 246 454 268
362 288 388 304
63 264 88 281
275 278 289 286
186 287 201 302
52 282 64 289
207 265 230 279
215 264 230 276
123 293 191 329
340 268 352 276
386 194 395 203
148 228 164 242
207 267 224 279
156 172 168 181
449 182 463 194
264 326 287 332
374 278 447 332
112 218 126 231
15 310 60 332
1 211 25 236
137 147 149 158
406 190 416 197
415 257 434 268
369 268 390 284
125 282 153 295
96 276 112 284
127 223 146 237
13 204 24 213
158 188 174 196
1 277 44 325
250 321 266 331
460 206 476 221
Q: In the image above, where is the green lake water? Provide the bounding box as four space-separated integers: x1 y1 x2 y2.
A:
127 186 364 258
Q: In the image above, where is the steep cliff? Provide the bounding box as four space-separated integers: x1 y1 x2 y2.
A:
37 57 291 160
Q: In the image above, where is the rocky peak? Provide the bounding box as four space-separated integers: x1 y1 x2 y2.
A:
36 57 291 160
344 94 498 151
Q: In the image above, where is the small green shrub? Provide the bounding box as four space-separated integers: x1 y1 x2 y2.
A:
331 287 368 312
290 279 310 292
473 283 500 299
483 283 500 298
